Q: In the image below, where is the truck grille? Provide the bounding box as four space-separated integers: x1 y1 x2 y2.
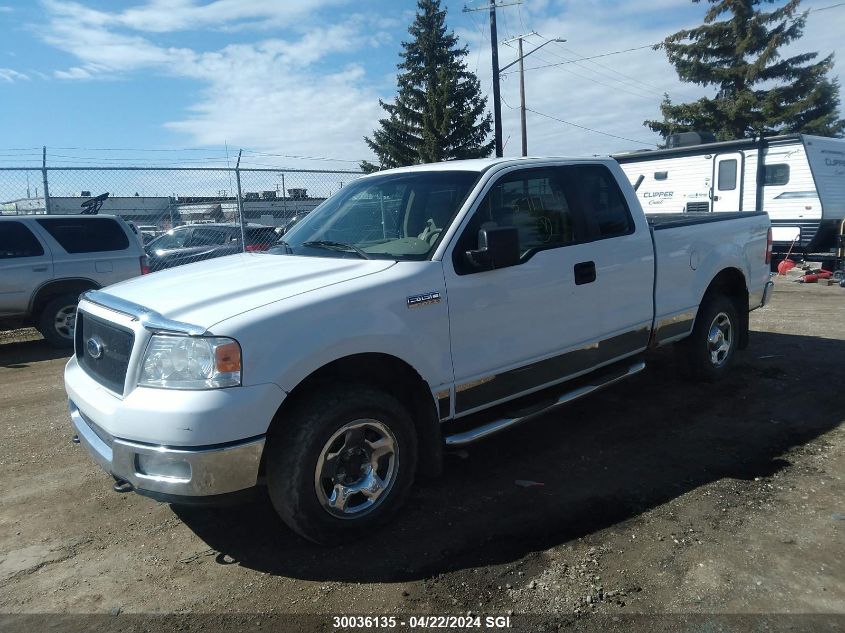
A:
76 311 134 394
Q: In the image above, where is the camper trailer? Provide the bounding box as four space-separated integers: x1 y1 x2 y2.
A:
614 134 845 258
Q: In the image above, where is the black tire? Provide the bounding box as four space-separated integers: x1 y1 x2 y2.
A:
36 294 79 349
265 385 418 545
677 293 740 382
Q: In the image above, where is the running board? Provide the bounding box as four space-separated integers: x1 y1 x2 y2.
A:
444 361 646 447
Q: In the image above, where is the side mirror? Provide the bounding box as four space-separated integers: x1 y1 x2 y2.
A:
465 227 520 271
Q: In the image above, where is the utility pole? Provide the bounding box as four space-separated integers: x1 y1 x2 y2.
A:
464 1 522 157
501 35 565 156
518 37 526 157
488 1 503 157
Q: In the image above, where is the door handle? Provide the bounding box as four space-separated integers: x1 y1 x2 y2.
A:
574 261 596 285
32 266 48 272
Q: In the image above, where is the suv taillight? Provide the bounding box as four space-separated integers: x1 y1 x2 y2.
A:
245 244 269 252
765 228 772 265
140 255 150 275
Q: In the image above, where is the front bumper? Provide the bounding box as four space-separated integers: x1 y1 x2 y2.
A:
69 400 264 498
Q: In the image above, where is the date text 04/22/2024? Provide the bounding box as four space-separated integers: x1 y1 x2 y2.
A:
332 615 512 629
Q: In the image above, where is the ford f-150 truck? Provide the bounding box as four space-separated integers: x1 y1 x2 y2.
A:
65 157 773 544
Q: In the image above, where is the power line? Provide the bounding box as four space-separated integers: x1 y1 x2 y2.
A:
522 48 659 100
505 0 844 76
524 107 658 147
502 43 658 75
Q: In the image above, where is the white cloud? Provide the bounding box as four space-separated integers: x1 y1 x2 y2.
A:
33 0 845 163
0 68 29 82
39 0 385 162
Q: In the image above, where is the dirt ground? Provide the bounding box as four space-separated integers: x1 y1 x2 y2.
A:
0 280 843 631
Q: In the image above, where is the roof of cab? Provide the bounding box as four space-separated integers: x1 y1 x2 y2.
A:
362 155 615 176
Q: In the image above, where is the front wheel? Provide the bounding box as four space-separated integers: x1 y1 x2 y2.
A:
265 385 417 544
677 293 740 381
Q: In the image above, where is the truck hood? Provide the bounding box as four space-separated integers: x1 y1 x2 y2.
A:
102 253 396 329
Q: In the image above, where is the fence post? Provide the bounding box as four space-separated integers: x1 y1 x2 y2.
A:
41 146 51 214
235 149 246 252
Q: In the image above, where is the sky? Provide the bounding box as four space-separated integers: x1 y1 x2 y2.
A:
0 0 842 171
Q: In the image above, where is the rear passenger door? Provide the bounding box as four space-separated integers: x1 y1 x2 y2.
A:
0 221 52 317
35 217 135 287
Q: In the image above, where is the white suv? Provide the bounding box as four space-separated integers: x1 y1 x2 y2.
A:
0 215 147 347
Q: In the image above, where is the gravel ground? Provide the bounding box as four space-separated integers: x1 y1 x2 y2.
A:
0 280 843 632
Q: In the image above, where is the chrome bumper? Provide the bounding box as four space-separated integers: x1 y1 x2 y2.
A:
69 400 264 498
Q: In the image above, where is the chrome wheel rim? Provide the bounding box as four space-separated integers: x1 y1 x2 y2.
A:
54 305 77 340
314 419 398 519
707 311 733 367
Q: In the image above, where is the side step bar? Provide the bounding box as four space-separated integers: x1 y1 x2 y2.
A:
444 361 646 447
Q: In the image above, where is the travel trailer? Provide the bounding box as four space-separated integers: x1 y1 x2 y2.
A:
614 134 845 258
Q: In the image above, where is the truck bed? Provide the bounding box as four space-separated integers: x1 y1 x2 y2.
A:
647 211 767 230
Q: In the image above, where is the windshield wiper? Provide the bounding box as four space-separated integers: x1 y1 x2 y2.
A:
302 240 371 260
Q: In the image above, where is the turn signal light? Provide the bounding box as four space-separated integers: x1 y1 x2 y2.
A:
215 341 241 373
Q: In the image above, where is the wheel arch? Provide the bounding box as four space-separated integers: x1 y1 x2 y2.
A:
695 267 750 349
264 352 443 479
30 278 100 318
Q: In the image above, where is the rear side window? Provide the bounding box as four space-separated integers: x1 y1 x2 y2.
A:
37 218 129 253
763 163 790 186
718 159 737 191
0 221 45 259
564 165 634 239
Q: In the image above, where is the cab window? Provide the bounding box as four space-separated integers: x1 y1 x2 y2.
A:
453 167 584 274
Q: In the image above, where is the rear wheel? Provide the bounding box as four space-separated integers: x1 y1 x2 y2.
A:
37 294 79 349
265 385 417 544
677 293 740 381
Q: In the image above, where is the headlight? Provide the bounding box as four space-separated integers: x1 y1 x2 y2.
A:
139 335 241 389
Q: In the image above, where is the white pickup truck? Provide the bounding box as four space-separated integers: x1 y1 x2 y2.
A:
65 157 773 543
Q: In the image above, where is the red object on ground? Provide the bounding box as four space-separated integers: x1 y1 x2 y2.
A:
777 259 796 275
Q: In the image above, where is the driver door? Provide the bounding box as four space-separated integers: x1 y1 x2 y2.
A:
443 166 606 416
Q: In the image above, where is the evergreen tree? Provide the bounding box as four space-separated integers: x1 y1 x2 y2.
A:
362 0 494 172
645 0 845 141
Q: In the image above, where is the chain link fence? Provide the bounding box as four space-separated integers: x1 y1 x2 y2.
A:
1 163 362 267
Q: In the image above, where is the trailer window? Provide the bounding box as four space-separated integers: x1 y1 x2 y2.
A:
763 163 790 186
717 159 737 191
654 171 668 181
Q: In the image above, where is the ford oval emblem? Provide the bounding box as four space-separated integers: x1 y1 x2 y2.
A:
86 337 104 360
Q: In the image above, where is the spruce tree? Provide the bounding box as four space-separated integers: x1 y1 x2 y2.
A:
362 0 494 172
645 0 845 141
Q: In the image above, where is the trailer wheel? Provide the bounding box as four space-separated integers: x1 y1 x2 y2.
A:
265 385 417 544
677 293 740 381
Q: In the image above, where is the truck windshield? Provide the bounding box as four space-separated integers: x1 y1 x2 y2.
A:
273 170 480 261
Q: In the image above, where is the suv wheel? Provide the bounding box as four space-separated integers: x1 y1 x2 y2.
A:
37 294 79 349
266 385 417 544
